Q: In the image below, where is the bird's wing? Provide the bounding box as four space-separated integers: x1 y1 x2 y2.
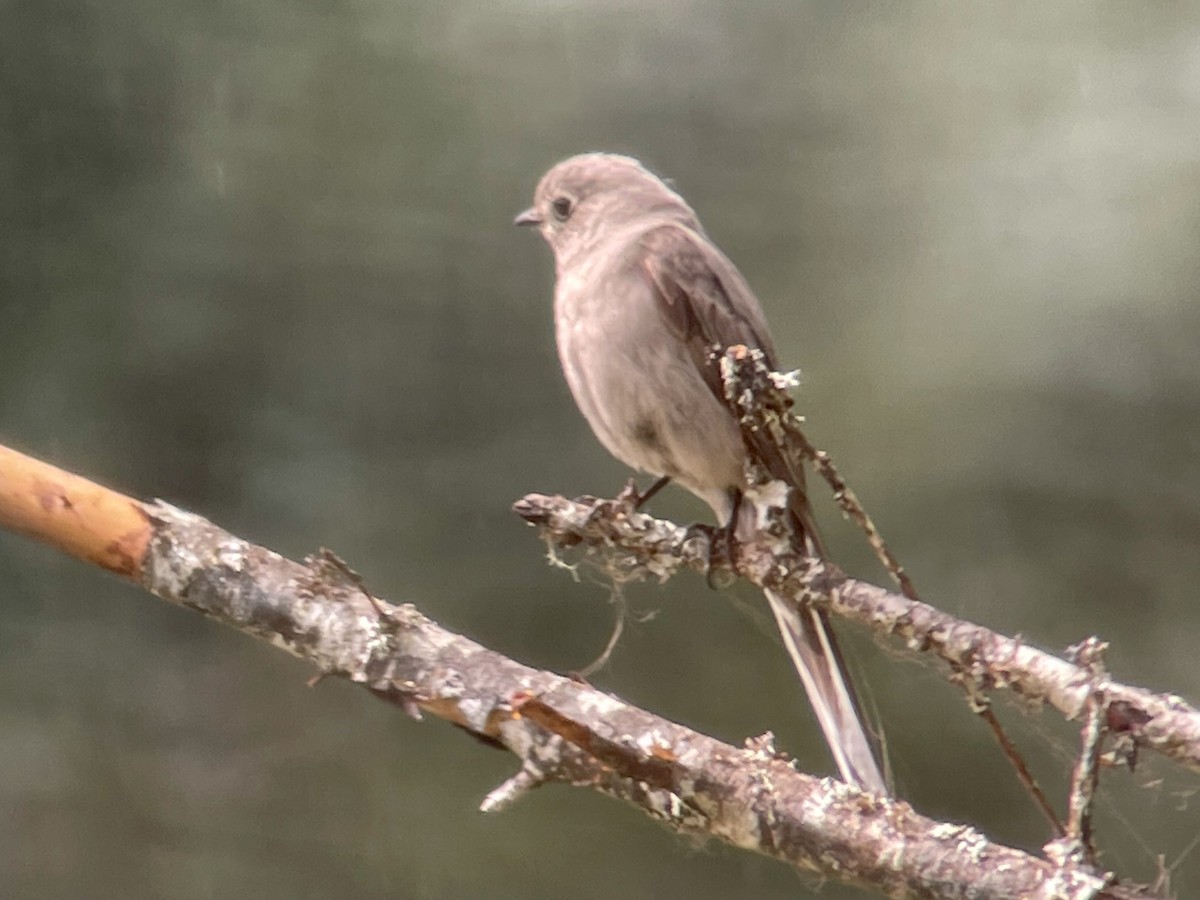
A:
765 588 889 794
636 223 823 554
638 223 777 399
638 224 886 793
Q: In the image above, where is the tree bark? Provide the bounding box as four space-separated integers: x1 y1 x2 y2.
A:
0 441 1163 899
513 490 1200 776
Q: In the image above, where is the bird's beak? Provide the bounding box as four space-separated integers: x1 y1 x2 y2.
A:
513 207 542 227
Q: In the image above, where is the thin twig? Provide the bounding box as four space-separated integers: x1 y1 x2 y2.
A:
981 704 1065 836
1064 638 1111 865
718 345 1064 836
789 427 919 600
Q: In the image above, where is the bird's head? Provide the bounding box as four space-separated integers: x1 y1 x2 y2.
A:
514 153 696 264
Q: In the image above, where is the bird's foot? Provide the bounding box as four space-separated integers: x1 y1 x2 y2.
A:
615 475 672 511
634 475 671 510
684 521 738 589
615 479 642 510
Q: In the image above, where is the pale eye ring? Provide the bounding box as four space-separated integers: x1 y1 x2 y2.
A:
551 196 573 221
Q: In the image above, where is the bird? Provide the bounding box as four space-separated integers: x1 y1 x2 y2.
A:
514 152 887 795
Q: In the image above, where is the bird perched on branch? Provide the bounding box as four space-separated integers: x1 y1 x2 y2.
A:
515 152 887 795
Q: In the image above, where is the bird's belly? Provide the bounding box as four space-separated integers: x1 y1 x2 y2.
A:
555 284 744 493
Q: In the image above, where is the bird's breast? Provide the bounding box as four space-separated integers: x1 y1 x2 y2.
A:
551 250 745 496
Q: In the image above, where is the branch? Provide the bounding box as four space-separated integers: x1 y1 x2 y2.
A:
0 441 1151 899
1057 638 1111 868
512 491 1200 777
722 345 1066 835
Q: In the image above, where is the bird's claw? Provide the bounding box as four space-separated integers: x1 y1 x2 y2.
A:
615 478 642 508
685 522 738 589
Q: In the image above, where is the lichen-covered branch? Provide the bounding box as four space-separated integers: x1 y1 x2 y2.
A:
129 501 1134 900
0 441 1151 899
721 346 1066 834
512 491 1200 778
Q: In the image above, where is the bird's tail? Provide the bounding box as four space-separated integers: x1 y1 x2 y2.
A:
736 467 888 795
763 587 888 795
733 416 887 793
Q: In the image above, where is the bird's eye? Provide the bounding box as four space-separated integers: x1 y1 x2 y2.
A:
551 196 573 221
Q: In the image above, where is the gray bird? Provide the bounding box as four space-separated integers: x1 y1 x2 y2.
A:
515 153 887 795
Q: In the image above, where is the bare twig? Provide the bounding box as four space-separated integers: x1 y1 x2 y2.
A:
977 699 1065 836
480 763 547 813
719 345 1063 834
1059 638 1112 867
719 346 917 599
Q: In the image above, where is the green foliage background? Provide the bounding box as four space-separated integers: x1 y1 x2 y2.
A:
2 2 1198 897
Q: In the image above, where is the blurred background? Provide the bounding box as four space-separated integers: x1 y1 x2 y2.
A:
2 1 1199 897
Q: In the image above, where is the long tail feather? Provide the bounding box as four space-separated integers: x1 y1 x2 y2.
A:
764 588 888 794
735 424 888 794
